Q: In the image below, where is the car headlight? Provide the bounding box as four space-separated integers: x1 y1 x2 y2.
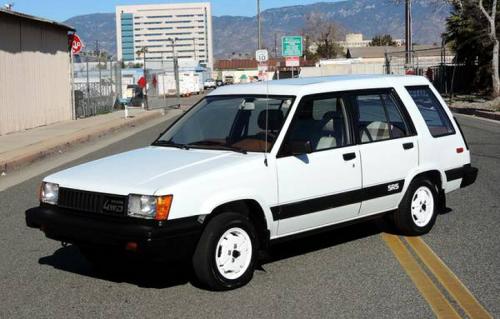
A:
127 194 173 220
40 182 59 205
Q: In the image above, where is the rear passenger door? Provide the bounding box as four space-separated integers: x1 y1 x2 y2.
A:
274 94 362 236
347 89 418 215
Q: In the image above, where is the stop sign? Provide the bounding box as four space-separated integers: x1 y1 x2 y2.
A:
138 76 147 88
69 34 84 55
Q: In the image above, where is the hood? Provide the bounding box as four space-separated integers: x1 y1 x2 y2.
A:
45 146 257 195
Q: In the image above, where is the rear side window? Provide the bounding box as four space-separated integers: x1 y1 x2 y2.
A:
285 96 351 152
352 93 411 143
406 86 455 137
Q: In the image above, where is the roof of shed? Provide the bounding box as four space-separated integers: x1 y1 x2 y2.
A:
0 8 75 32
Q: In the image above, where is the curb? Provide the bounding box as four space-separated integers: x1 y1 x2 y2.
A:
0 110 164 173
450 107 500 121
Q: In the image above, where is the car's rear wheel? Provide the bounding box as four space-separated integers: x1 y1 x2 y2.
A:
192 212 257 290
393 178 438 236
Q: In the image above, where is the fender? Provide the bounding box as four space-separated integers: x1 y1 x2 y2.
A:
198 189 276 235
401 164 446 203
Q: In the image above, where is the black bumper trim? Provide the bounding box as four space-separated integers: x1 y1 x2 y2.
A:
25 206 203 260
445 164 478 188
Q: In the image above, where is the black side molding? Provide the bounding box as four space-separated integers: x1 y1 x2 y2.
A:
271 180 404 221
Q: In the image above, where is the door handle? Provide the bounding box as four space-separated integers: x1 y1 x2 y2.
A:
343 152 356 161
403 142 414 150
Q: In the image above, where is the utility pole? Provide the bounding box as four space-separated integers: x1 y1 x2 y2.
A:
192 38 197 63
274 33 277 58
136 47 149 110
405 0 413 66
257 0 262 50
168 37 180 107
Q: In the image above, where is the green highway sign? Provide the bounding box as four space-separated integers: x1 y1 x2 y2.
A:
282 36 303 57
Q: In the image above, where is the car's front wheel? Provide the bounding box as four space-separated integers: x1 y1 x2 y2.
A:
393 178 438 236
192 212 257 290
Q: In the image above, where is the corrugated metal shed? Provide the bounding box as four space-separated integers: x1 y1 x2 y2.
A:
0 9 74 135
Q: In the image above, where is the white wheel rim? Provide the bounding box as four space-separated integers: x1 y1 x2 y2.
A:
411 186 434 227
215 227 252 280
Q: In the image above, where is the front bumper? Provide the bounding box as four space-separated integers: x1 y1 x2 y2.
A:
25 205 203 260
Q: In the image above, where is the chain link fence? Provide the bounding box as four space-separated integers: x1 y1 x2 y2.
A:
384 47 478 95
72 56 205 118
73 59 121 118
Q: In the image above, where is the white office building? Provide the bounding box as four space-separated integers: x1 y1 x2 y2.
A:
116 2 213 69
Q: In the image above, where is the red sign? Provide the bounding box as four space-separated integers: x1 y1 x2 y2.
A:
69 34 84 55
285 56 300 67
138 76 146 88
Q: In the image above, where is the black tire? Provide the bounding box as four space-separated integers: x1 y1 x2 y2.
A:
192 212 258 291
393 178 439 236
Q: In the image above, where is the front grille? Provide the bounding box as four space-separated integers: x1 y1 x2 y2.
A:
58 188 127 216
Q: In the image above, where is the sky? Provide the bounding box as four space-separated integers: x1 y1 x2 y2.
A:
9 0 345 22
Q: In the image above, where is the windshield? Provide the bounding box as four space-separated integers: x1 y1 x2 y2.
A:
155 95 294 153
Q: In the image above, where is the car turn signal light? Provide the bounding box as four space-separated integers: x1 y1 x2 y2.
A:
155 195 173 221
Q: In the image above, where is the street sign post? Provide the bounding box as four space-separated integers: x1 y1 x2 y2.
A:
255 49 269 63
281 36 303 57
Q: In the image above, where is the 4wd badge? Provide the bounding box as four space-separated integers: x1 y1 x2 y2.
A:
102 197 125 214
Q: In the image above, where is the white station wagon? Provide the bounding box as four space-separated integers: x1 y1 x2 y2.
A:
26 75 477 290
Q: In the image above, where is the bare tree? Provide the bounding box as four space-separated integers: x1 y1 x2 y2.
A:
478 0 499 96
302 12 344 60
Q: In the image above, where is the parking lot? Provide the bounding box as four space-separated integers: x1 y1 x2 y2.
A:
0 114 498 318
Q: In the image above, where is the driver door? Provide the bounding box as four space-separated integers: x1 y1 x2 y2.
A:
274 94 362 236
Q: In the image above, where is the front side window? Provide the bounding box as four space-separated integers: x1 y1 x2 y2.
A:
406 86 455 137
283 96 350 153
353 93 410 143
155 95 293 153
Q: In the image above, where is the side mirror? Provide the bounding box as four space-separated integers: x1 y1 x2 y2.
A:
289 140 312 155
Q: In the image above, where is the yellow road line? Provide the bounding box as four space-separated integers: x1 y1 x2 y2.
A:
381 233 461 319
405 237 493 319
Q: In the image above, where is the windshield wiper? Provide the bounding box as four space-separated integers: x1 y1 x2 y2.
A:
188 141 247 154
152 140 190 150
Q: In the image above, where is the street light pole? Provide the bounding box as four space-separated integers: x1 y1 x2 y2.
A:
257 0 262 50
405 0 413 66
168 37 180 107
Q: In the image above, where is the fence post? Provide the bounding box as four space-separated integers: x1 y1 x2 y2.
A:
86 59 90 117
384 52 391 75
174 55 180 108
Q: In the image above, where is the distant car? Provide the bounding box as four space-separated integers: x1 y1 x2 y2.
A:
204 78 216 89
126 85 144 107
26 75 477 291
224 76 234 85
216 79 224 87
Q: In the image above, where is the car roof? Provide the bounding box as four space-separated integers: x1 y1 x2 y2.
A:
208 75 431 97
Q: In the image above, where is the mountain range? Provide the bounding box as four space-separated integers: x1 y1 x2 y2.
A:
63 0 451 58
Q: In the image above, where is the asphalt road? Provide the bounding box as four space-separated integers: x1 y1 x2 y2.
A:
0 114 498 318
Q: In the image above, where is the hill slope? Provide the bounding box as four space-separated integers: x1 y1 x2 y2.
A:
63 0 450 58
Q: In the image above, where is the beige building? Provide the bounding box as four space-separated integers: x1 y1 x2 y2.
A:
0 9 74 136
338 33 403 48
116 2 213 70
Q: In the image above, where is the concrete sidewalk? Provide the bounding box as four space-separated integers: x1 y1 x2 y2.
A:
0 108 177 173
